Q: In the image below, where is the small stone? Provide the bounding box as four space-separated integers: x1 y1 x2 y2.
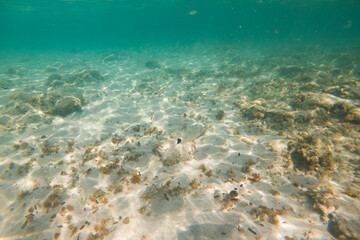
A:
123 217 130 224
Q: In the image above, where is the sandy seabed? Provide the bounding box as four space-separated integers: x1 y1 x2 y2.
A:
0 43 359 240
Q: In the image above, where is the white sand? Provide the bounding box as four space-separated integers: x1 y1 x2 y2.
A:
0 44 359 239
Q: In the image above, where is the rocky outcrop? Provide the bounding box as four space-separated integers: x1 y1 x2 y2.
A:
46 69 105 88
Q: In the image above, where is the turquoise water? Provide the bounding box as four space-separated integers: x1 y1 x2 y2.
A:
1 1 360 240
1 0 360 50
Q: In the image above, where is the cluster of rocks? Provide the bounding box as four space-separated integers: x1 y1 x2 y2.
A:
235 51 360 156
0 69 104 130
227 50 360 239
0 88 85 130
46 69 105 88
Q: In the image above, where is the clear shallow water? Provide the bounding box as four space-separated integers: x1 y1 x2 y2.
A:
0 1 360 240
1 0 360 49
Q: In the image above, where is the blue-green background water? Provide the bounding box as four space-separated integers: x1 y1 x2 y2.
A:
1 0 360 50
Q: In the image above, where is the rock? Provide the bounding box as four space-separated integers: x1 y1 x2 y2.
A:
290 143 319 171
302 93 339 110
37 90 84 117
0 115 11 125
145 60 161 69
334 54 354 70
298 75 313 83
300 81 321 91
162 144 191 166
4 101 33 115
332 101 356 120
3 67 27 76
264 110 295 130
46 69 104 87
278 65 303 78
0 78 16 89
291 92 358 125
4 88 85 120
20 113 43 124
215 110 225 120
242 105 266 120
41 140 60 156
288 134 335 172
344 108 360 123
47 73 62 82
43 193 62 209
4 67 17 75
330 68 342 76
328 214 360 240
48 96 82 117
103 54 119 62
46 74 65 88
50 79 67 88
45 66 59 72
348 86 360 99
68 69 105 85
294 111 316 124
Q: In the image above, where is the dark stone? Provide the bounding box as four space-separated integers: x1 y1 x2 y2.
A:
48 96 82 117
4 67 17 75
145 60 161 69
68 69 105 85
328 214 360 240
215 110 225 120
